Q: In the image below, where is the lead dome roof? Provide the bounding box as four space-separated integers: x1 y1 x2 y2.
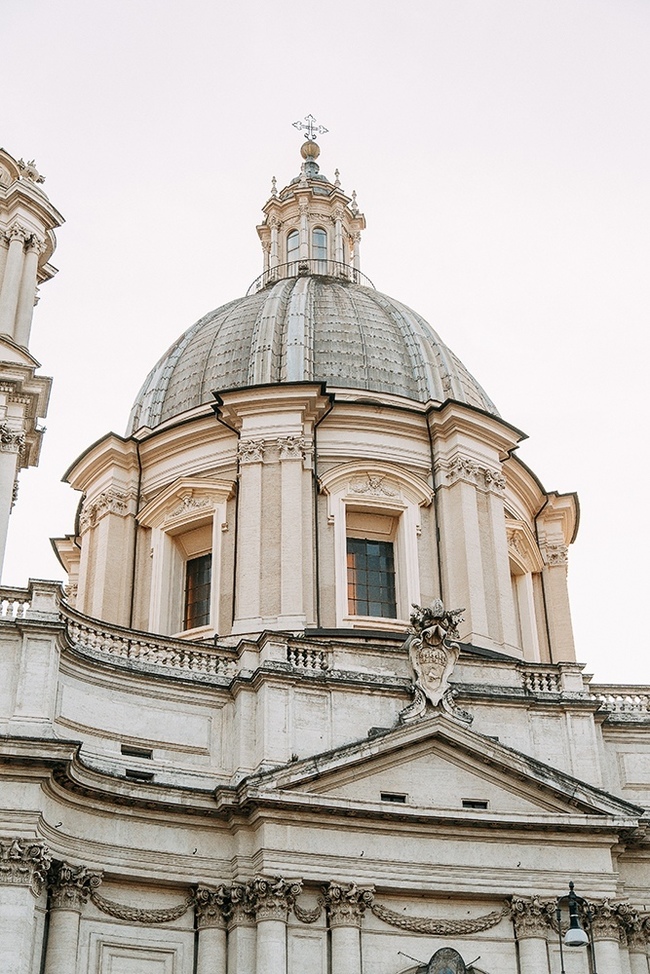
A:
127 276 498 434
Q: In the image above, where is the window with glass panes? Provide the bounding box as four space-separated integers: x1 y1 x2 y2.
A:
287 229 300 262
312 227 327 260
346 537 397 618
184 553 212 630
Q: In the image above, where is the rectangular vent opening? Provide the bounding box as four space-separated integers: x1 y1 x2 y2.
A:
462 799 489 810
381 792 407 804
125 768 155 782
121 744 153 759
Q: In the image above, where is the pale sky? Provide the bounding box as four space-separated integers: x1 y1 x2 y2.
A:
3 0 649 684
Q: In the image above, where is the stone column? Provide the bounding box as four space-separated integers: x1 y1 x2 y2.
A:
227 882 256 974
323 882 374 974
44 861 102 974
0 424 24 573
251 876 302 974
14 235 45 348
0 223 28 338
270 217 280 269
299 200 309 260
0 837 51 974
619 907 649 974
333 208 343 263
591 901 625 974
510 897 551 974
195 885 229 974
352 230 361 270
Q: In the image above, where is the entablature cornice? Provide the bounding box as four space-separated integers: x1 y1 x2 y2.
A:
428 400 525 460
216 383 331 433
63 433 140 492
536 491 580 548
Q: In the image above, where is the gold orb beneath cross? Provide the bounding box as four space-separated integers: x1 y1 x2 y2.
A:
300 140 321 160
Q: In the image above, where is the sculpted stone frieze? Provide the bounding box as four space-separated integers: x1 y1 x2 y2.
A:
49 860 102 911
0 837 51 894
91 888 193 924
350 473 398 497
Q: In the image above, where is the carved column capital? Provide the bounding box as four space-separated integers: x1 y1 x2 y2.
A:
5 222 29 245
0 837 51 895
539 540 569 567
227 882 256 928
276 435 305 461
510 896 554 939
322 882 374 928
25 235 46 256
435 454 506 495
79 487 131 532
250 876 302 922
48 861 102 911
238 438 265 464
194 884 230 930
589 899 623 942
0 423 26 454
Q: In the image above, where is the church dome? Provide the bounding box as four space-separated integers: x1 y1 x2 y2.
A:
127 276 497 433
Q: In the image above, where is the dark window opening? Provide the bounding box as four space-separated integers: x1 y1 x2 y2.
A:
125 768 155 782
347 538 396 618
381 792 407 803
462 799 489 810
121 744 153 759
184 553 212 630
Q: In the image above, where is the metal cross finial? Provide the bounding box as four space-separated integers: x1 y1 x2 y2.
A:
292 114 329 142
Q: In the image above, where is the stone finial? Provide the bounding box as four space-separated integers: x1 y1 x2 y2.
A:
510 896 554 939
17 158 45 184
322 881 374 928
0 837 51 895
194 884 230 929
250 876 302 922
49 860 102 911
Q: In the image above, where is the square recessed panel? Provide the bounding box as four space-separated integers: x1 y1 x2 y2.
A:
87 929 190 974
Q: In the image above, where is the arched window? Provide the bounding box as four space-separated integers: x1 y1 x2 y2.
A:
287 229 299 263
312 227 327 262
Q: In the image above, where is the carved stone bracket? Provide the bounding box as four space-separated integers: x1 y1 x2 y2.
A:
322 882 374 928
250 876 303 922
49 861 102 912
0 837 51 895
194 884 230 930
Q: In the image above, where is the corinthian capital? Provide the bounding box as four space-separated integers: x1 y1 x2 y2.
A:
322 881 374 928
589 899 623 942
26 235 46 256
0 837 51 895
510 896 554 939
5 222 29 244
194 884 230 929
49 860 102 911
0 423 26 453
250 876 302 922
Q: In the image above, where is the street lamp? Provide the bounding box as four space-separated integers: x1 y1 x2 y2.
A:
556 882 597 974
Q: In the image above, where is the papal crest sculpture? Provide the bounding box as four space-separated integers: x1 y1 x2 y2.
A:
401 601 472 724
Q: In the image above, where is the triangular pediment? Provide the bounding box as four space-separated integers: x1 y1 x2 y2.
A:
230 714 643 825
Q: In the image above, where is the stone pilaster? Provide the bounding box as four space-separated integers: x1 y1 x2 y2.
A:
195 885 229 974
227 882 256 974
590 900 625 974
323 882 374 974
251 876 302 974
510 896 552 974
44 861 102 974
15 235 45 347
0 223 28 337
0 838 51 974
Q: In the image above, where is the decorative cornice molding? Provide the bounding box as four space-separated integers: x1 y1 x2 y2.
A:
0 837 51 895
194 884 230 930
322 882 374 928
49 861 102 911
436 454 506 495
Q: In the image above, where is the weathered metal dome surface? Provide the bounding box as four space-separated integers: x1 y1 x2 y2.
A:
127 276 497 433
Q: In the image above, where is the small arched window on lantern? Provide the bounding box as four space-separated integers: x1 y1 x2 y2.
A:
287 229 300 265
312 226 327 271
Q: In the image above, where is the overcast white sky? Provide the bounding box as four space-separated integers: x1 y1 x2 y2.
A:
3 0 649 684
